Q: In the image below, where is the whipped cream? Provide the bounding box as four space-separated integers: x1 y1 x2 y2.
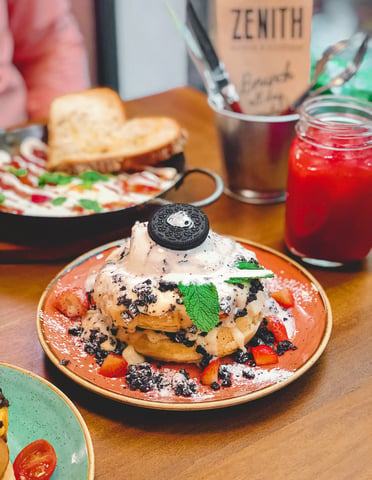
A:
109 220 272 283
93 221 272 331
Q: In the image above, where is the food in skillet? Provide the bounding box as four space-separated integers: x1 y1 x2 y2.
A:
55 204 297 395
0 87 187 217
0 388 57 480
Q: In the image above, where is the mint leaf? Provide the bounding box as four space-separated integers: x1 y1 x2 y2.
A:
225 273 274 285
38 172 72 186
225 278 251 286
236 260 264 270
78 171 111 183
226 261 273 284
8 166 27 177
51 197 67 206
78 199 102 213
178 282 219 333
0 193 5 204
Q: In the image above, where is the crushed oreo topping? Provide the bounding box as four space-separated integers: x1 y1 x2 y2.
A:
218 365 232 387
196 345 213 370
172 370 198 397
126 363 168 393
165 329 196 347
242 368 256 380
83 329 126 366
276 340 297 355
158 281 178 292
0 388 9 408
249 326 275 348
68 326 83 336
210 381 221 391
232 348 250 364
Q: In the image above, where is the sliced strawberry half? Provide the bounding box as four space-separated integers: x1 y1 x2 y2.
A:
54 286 89 318
251 345 278 365
266 315 289 342
200 358 220 385
98 354 129 378
270 287 295 308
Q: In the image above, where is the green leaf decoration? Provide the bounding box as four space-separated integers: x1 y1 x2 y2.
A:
225 272 274 285
78 199 102 213
236 260 264 270
78 171 111 183
225 278 251 285
178 282 220 333
51 197 67 206
8 166 27 177
0 193 5 204
226 260 274 284
38 172 72 186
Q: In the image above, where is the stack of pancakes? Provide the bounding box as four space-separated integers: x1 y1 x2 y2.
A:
90 217 271 364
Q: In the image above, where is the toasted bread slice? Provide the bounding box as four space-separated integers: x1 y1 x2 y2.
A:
47 88 187 174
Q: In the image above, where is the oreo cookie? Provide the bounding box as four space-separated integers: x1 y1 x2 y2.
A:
148 203 209 250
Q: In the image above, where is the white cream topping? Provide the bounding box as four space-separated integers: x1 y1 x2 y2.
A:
112 221 272 281
93 221 272 326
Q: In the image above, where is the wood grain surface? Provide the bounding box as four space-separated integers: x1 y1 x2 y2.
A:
0 87 371 480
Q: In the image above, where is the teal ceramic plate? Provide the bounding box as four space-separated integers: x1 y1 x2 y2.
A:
0 363 94 479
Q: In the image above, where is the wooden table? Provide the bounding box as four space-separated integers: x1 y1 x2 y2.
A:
1 87 371 480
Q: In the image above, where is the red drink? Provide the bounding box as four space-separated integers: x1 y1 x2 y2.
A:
285 96 372 267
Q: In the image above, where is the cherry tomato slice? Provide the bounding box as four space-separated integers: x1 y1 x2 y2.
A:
13 439 57 480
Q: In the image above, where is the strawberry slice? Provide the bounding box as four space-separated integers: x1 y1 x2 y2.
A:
200 358 220 385
266 315 289 342
98 354 129 377
270 287 295 308
251 345 278 365
55 286 89 318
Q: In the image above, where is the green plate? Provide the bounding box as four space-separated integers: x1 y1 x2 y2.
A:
0 363 94 479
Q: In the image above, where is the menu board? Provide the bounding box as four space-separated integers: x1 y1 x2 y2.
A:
211 0 313 114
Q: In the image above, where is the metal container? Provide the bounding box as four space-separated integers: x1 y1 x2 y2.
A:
209 97 298 204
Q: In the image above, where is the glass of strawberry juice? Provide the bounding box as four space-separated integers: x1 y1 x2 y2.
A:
285 95 372 267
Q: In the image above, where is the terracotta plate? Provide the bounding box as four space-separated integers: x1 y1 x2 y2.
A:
37 238 332 411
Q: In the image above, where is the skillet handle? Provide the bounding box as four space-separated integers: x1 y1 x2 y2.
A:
174 168 224 207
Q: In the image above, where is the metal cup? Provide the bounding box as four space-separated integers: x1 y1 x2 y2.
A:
209 97 299 204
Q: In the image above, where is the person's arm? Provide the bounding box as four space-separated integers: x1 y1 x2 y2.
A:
8 0 90 122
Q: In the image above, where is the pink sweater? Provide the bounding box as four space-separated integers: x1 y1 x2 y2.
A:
0 0 90 128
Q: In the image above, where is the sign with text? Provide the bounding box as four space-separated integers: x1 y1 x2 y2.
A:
214 0 313 114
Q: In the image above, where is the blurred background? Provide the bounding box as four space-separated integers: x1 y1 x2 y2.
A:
76 0 371 100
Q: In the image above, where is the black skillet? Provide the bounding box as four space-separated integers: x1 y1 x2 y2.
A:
0 125 224 246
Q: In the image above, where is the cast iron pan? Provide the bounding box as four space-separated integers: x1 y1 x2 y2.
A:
0 125 224 246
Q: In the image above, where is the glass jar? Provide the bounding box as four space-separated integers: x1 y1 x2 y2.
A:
285 95 372 267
